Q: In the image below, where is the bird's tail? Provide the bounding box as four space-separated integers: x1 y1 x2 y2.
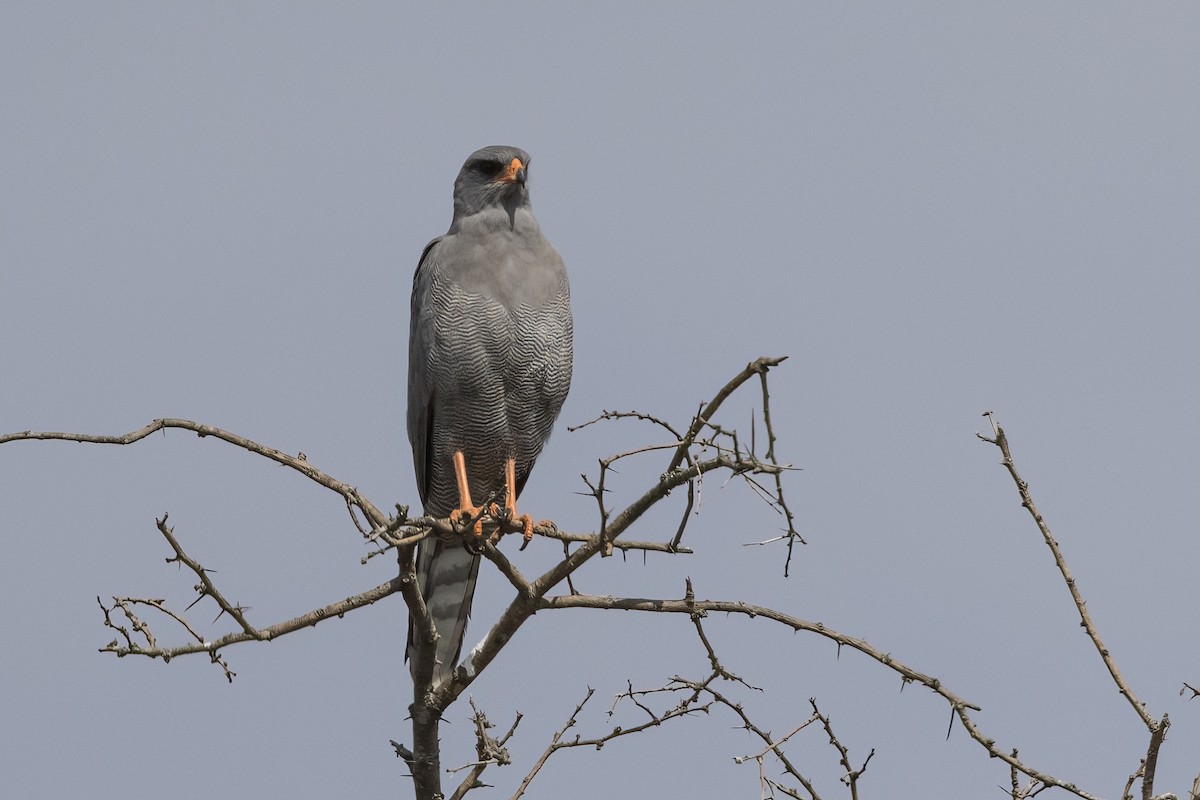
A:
407 537 481 686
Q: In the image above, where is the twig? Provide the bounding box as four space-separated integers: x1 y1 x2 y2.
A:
511 688 596 799
441 450 784 704
979 414 1172 800
732 716 820 764
665 356 786 474
446 700 522 800
676 676 819 799
155 515 262 638
809 699 872 800
0 418 389 529
543 589 1101 800
977 414 1155 730
568 409 684 440
536 526 693 554
10 358 807 800
1123 760 1145 800
757 365 805 574
100 574 405 665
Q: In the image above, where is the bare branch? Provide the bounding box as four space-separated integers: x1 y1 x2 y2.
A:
665 356 786 474
1124 760 1146 800
514 670 810 798
445 700 522 800
13 363 1165 798
756 365 805 574
568 408 684 440
536 525 693 554
100 568 404 668
731 714 821 767
1 418 389 530
1141 714 1171 800
155 514 262 639
567 358 798 561
809 699 872 800
542 589 1102 800
104 574 404 655
11 358 812 800
480 539 535 598
977 414 1157 732
511 687 596 800
88 511 414 683
675 676 819 799
978 415 1177 800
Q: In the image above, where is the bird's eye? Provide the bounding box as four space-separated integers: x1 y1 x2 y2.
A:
474 160 503 176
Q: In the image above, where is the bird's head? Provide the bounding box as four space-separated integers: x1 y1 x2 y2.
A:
452 145 533 220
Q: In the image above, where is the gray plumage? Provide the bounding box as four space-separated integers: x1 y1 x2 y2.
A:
406 145 573 685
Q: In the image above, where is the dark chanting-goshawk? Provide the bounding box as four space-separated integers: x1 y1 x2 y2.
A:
406 146 573 686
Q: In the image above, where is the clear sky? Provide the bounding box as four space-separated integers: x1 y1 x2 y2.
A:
2 4 1197 798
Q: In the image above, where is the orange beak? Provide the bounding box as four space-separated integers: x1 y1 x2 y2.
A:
498 157 526 184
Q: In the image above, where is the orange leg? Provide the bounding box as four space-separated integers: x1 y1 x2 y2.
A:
448 450 485 537
503 457 535 544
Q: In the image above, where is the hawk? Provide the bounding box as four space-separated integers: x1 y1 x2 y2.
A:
406 145 573 685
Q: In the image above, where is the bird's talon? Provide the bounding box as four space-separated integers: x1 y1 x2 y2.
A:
449 505 486 538
518 516 535 551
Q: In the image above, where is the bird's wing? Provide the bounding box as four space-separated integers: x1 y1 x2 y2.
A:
405 172 572 686
406 234 488 685
407 236 442 507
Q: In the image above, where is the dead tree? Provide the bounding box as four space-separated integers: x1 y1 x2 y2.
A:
2 356 1193 799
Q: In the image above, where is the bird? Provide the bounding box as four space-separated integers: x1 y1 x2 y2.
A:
406 145 573 687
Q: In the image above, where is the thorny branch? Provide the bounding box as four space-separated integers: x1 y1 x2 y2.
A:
0 418 391 530
444 700 522 800
570 356 802 563
6 361 1181 800
512 671 817 800
3 357 800 799
1008 750 1044 800
94 514 409 681
809 699 873 800
514 614 851 800
542 587 1102 800
394 358 802 798
978 413 1171 800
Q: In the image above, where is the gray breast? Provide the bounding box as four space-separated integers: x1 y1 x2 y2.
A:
411 220 573 516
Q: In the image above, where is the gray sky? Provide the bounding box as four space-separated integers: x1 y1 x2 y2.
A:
2 3 1197 797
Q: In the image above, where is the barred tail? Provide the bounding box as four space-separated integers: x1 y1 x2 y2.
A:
407 538 480 686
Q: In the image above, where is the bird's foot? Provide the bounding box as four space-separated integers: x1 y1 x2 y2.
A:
515 514 535 550
449 504 486 537
486 502 535 547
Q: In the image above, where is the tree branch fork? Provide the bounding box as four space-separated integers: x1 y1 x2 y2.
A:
4 359 1188 799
